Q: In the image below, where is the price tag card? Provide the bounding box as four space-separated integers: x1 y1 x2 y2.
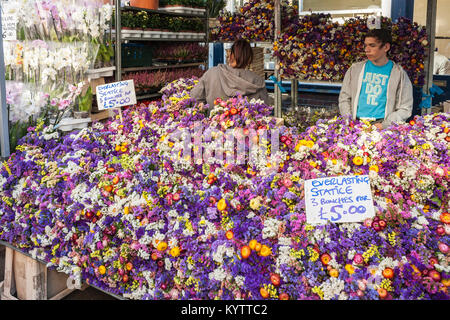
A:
96 80 137 111
305 175 375 225
1 3 18 41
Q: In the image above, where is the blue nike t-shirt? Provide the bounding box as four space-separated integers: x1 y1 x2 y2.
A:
357 60 394 119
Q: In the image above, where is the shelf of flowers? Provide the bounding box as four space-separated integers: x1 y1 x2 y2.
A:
123 62 206 73
114 9 207 41
123 3 207 18
112 30 206 41
122 67 205 98
0 75 449 300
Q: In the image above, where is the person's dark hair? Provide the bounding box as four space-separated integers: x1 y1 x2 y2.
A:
365 28 392 48
230 39 253 69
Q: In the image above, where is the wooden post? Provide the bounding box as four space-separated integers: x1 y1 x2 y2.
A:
291 79 298 109
423 0 437 115
274 0 282 117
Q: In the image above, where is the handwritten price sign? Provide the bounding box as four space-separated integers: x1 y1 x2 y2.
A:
96 80 137 111
1 3 18 41
305 175 375 225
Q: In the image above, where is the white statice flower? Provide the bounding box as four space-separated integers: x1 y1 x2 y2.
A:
0 174 7 189
324 252 341 270
339 223 361 238
61 160 82 176
347 249 357 261
326 158 349 175
377 257 399 271
208 266 231 282
164 258 172 271
275 237 295 273
167 209 179 219
434 253 450 273
128 191 148 208
320 277 347 300
197 218 218 242
138 234 152 246
70 182 101 210
11 177 26 200
411 215 429 230
122 210 142 231
234 275 245 287
310 227 331 244
142 270 155 289
212 244 235 264
123 286 149 300
262 217 282 239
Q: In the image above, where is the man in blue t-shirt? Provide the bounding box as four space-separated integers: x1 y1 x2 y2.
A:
339 29 413 129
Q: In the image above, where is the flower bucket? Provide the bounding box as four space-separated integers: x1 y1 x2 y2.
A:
130 0 159 10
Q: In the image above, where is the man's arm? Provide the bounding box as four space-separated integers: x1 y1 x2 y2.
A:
382 70 413 129
338 67 354 117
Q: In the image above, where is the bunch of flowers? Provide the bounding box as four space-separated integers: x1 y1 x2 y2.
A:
210 0 298 42
273 15 428 85
3 40 96 126
9 0 113 67
160 77 201 96
153 43 208 63
282 105 340 133
0 79 448 300
4 40 97 86
122 67 205 94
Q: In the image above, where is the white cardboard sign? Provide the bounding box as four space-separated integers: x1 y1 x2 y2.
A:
96 80 137 111
305 175 376 225
1 3 17 41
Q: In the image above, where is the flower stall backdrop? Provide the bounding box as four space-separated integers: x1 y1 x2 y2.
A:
0 78 448 300
273 14 428 86
210 0 298 42
210 0 428 86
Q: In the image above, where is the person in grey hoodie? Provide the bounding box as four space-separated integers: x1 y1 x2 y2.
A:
339 28 413 129
190 39 270 108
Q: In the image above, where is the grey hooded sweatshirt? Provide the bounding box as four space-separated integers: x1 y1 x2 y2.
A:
339 60 413 129
190 64 270 107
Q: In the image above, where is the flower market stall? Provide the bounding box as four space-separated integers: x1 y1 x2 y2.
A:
210 0 430 119
0 76 449 300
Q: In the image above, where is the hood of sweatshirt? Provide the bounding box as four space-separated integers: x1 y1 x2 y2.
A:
216 64 266 97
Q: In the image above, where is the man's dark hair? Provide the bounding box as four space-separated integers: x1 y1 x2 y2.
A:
365 28 392 48
231 39 253 69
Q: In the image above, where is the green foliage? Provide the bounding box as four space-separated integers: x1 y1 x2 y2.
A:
77 87 93 112
206 0 225 17
9 116 34 152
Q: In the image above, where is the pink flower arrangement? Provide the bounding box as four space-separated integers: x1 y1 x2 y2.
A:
122 67 205 93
